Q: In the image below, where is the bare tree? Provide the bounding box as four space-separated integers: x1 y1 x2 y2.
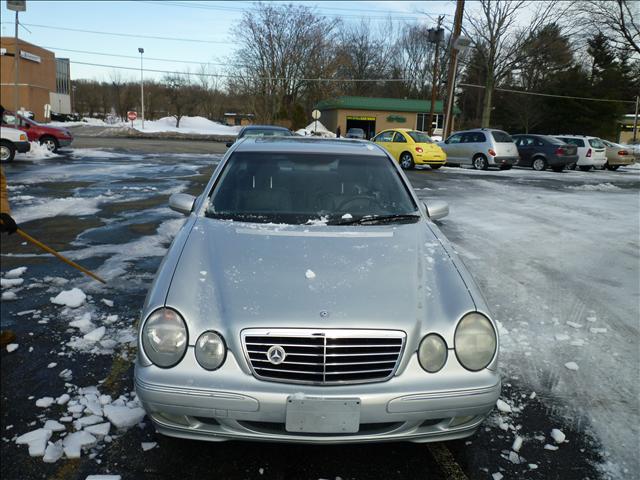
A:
163 72 197 127
463 0 569 126
577 0 640 55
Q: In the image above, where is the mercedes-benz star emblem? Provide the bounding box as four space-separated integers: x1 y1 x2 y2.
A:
266 345 286 365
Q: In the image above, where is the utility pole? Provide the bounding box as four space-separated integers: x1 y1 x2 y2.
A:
138 47 145 129
443 0 465 139
13 10 20 126
633 95 639 144
427 15 444 136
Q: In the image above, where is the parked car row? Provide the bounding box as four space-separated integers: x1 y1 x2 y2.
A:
1 110 73 158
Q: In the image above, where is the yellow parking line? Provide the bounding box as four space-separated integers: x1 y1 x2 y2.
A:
427 443 469 480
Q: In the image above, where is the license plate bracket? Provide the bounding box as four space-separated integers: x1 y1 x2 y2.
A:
285 396 361 433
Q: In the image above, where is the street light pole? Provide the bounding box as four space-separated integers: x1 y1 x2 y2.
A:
633 95 639 144
427 16 444 136
14 10 20 126
138 47 145 129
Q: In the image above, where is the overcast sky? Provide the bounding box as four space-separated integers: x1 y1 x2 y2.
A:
1 0 461 81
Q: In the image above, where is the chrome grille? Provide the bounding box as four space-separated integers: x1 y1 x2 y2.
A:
241 329 406 385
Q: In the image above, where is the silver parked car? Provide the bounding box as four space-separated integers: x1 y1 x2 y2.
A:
439 128 519 170
135 137 500 444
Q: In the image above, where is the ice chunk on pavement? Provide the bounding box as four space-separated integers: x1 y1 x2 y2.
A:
512 436 523 452
496 399 512 413
85 422 111 439
76 415 104 428
59 416 73 423
2 291 17 301
544 444 559 451
529 391 537 400
1 278 24 288
528 464 538 470
101 298 114 307
566 321 582 329
57 394 70 405
554 333 570 341
103 405 146 429
15 428 52 457
36 397 55 408
6 343 19 353
43 440 64 463
4 266 27 278
564 362 579 371
85 476 121 480
508 451 522 464
590 327 607 334
51 288 86 308
341 213 353 220
551 428 566 443
492 473 503 480
84 327 106 343
141 441 157 451
68 404 85 414
47 362 57 369
63 430 97 458
305 269 316 279
70 312 94 333
99 395 112 406
43 420 66 432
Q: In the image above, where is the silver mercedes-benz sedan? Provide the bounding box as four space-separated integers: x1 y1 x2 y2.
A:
135 137 500 444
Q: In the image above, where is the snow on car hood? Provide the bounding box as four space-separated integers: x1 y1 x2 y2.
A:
165 218 476 352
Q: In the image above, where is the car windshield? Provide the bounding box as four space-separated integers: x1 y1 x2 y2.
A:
206 152 418 225
242 129 291 138
407 131 433 143
589 138 605 148
491 131 513 143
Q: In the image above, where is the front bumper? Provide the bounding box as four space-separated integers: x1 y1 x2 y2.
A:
135 352 500 444
14 141 30 153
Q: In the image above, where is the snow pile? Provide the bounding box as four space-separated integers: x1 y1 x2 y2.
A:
51 288 87 308
16 142 61 161
13 193 117 224
49 117 125 128
566 183 621 192
130 116 240 136
14 384 146 463
295 120 337 138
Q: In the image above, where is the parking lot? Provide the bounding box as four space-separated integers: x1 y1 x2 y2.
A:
1 140 638 480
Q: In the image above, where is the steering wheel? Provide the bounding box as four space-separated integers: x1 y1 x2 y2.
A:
337 195 383 211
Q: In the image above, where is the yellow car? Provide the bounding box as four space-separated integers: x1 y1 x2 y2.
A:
372 129 447 170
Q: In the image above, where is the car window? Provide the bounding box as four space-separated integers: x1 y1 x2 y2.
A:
207 152 418 224
2 113 17 125
374 131 394 142
491 131 513 143
241 129 291 138
462 132 486 143
393 132 407 143
407 131 433 143
447 133 463 144
545 136 565 146
563 138 585 147
589 138 605 148
534 138 545 147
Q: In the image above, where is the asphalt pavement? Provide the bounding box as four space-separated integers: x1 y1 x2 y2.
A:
1 138 638 480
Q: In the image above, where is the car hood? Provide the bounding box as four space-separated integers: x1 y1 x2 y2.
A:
165 218 476 355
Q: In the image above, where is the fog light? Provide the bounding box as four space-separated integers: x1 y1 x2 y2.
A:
195 331 227 370
449 415 475 427
418 334 448 373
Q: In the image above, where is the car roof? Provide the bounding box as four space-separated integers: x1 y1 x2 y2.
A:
554 134 599 139
231 137 387 156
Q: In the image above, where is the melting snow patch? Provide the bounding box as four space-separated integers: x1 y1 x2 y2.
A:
551 428 566 443
566 321 583 329
141 441 157 451
590 327 607 334
1 278 24 288
51 288 86 308
341 213 353 220
496 399 512 413
564 362 579 371
554 333 570 341
6 343 19 353
4 266 27 278
305 269 316 279
566 183 621 191
1 291 17 301
47 362 57 369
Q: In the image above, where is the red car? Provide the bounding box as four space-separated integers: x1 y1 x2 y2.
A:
1 111 73 152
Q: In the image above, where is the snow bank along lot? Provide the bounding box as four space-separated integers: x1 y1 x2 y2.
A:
0 147 638 479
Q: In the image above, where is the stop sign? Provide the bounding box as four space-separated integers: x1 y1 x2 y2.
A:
127 111 137 121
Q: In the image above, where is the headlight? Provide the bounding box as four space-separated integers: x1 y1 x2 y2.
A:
142 308 188 368
195 331 227 370
418 334 447 373
454 313 497 371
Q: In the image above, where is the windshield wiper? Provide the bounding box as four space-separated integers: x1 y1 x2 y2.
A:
333 214 421 225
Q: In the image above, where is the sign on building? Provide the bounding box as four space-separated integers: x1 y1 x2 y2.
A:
20 50 41 63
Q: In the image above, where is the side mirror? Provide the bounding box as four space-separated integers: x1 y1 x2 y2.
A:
424 201 449 221
169 193 196 216
225 141 233 148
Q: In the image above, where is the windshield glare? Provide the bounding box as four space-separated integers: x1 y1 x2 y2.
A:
491 131 514 143
242 129 290 138
207 152 418 224
589 138 604 148
407 131 433 143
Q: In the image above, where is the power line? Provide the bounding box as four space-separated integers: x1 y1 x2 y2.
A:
459 83 636 104
42 46 229 66
0 22 233 44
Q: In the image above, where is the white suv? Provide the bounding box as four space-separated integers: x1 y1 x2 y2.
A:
554 135 606 171
1 125 30 162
